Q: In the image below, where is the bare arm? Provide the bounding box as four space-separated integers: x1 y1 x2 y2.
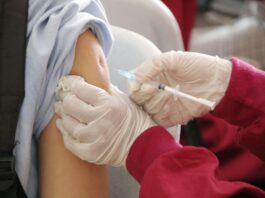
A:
38 31 110 198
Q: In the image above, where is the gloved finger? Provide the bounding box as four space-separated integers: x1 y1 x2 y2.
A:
56 115 81 138
60 131 92 162
156 117 178 128
143 90 172 115
57 115 92 142
134 51 176 83
56 118 68 136
71 80 109 106
152 102 170 120
56 75 85 100
56 89 72 101
58 114 106 143
74 121 112 143
153 107 183 127
62 94 106 123
61 130 105 164
128 80 141 93
130 83 157 105
54 101 65 118
167 98 194 125
151 97 186 126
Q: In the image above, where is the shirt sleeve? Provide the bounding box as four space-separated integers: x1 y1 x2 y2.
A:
212 58 265 161
17 0 113 196
126 126 265 198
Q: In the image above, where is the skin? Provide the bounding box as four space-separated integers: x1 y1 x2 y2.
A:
38 31 110 198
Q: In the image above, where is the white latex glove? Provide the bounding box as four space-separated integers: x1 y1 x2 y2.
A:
54 76 155 166
129 51 232 127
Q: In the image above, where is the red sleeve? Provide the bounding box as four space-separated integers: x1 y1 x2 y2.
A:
125 58 265 197
126 126 265 198
212 58 265 161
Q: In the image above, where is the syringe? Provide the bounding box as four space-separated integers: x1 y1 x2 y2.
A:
117 69 216 110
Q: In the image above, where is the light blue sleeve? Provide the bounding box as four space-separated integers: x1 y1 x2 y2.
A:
15 0 113 197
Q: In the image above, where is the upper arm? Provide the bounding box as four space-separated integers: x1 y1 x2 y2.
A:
38 31 110 198
71 31 110 90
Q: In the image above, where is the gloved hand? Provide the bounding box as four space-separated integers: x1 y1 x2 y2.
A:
54 76 155 166
129 51 232 127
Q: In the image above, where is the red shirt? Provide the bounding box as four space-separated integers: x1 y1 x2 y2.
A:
126 58 265 197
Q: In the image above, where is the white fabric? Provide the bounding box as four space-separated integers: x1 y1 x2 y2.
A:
15 0 113 197
101 0 184 52
130 51 232 126
55 76 155 166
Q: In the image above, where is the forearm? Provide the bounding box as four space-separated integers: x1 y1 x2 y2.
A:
39 31 109 198
212 58 265 161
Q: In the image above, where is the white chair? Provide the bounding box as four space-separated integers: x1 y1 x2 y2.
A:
102 0 184 52
108 26 161 198
108 26 161 92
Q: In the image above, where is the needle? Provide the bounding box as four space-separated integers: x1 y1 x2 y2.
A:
116 69 216 110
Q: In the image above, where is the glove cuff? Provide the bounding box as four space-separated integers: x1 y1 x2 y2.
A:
213 57 233 107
